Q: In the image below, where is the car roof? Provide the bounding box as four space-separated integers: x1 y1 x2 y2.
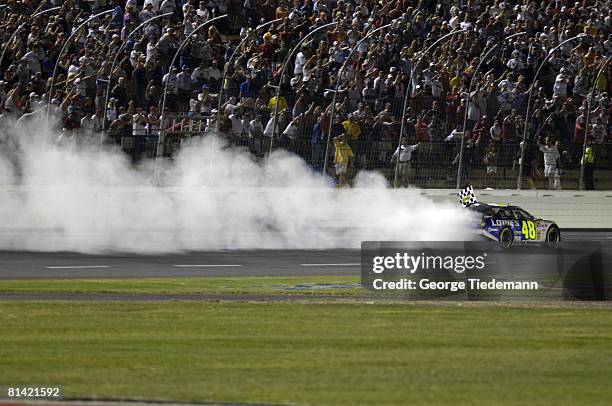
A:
469 202 513 209
468 203 522 214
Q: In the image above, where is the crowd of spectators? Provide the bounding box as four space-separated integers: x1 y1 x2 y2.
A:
0 0 611 188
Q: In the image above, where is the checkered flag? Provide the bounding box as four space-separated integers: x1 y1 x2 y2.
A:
458 185 477 208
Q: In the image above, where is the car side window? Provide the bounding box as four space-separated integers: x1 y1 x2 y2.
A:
514 209 533 220
498 208 514 219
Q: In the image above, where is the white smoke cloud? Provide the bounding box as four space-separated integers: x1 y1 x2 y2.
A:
0 115 475 253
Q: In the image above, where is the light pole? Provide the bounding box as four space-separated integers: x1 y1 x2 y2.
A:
580 55 611 190
100 12 173 152
456 31 526 189
517 33 587 189
394 29 463 188
155 14 228 181
0 6 61 78
46 9 115 120
268 21 337 155
217 18 283 117
322 22 394 175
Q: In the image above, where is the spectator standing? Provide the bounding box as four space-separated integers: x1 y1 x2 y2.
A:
538 135 561 190
333 134 353 187
484 144 498 189
391 138 419 187
582 142 596 190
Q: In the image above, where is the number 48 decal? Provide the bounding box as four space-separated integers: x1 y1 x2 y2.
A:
522 220 536 240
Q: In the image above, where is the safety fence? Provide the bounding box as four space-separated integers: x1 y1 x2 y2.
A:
96 108 612 190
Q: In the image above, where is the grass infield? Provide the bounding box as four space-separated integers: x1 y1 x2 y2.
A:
1 300 612 405
0 276 362 296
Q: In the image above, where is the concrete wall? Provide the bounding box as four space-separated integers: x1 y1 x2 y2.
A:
1 186 611 230
417 189 612 229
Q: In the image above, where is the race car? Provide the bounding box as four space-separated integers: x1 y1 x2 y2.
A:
458 186 561 248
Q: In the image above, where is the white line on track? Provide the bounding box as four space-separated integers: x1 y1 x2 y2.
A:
300 263 361 266
172 264 243 267
45 265 110 269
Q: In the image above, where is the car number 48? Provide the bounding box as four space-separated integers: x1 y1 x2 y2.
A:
521 220 536 240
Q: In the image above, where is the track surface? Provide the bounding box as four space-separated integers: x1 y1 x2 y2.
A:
0 231 609 280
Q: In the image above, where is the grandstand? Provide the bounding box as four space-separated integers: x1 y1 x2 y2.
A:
0 0 610 189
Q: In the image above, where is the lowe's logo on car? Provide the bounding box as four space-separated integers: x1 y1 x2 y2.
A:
492 220 519 227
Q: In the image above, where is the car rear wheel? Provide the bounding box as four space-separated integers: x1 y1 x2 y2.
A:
546 226 561 247
499 227 513 249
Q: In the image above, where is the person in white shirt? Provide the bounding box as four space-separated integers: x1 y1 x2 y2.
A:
228 109 244 138
391 138 419 186
431 75 442 98
90 109 105 134
162 66 179 96
191 62 207 85
445 125 464 142
282 114 301 140
538 136 561 190
222 96 239 115
553 68 568 98
490 119 502 143
249 114 264 155
294 50 307 76
206 61 222 88
352 103 366 121
448 9 460 29
264 112 283 139
73 77 87 97
176 65 193 110
249 114 264 139
241 114 252 140
23 45 42 75
373 70 385 97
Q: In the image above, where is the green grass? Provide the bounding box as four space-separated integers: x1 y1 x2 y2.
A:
1 301 612 405
0 276 362 296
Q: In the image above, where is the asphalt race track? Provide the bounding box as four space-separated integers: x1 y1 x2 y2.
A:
0 231 610 280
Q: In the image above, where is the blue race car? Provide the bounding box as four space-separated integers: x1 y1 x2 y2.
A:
458 186 561 248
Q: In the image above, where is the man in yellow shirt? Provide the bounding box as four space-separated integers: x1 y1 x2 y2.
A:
342 113 361 141
267 94 287 113
334 134 353 187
